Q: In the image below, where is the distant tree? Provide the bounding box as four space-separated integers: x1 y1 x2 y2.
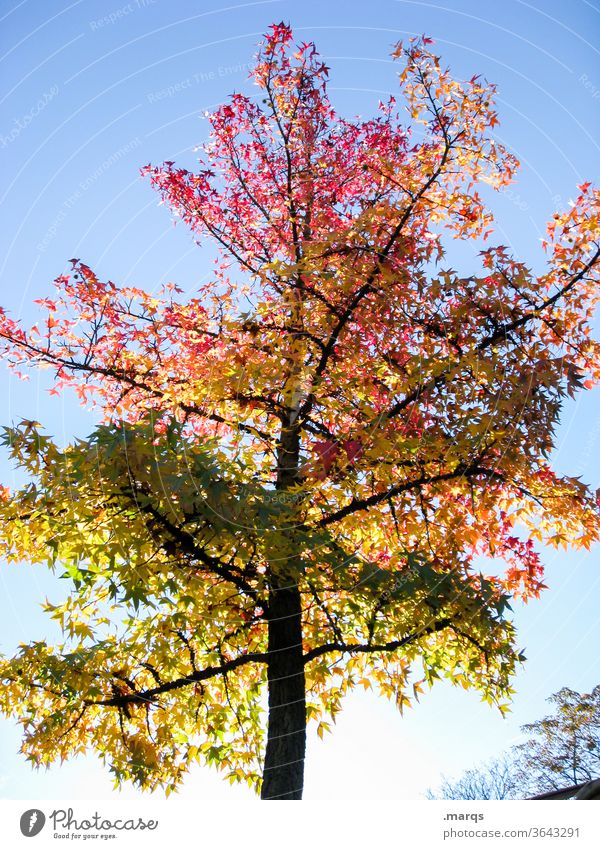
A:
427 686 600 799
1 25 600 801
516 685 600 795
426 753 519 800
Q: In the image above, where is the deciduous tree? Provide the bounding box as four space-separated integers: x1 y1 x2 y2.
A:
426 753 519 800
517 685 600 794
427 685 600 799
1 25 599 800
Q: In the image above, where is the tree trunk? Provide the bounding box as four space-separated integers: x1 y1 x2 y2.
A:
260 370 306 799
261 416 306 800
260 579 306 800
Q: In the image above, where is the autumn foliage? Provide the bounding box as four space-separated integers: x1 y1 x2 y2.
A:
0 25 599 799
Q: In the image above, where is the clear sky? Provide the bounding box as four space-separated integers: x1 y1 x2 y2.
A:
0 0 599 801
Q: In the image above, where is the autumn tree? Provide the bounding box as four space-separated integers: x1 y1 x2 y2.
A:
427 685 600 799
1 25 599 800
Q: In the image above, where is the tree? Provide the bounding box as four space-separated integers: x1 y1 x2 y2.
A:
427 685 600 799
426 753 519 800
0 24 599 801
516 685 600 794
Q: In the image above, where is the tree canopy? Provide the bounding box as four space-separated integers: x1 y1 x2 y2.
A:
0 24 599 799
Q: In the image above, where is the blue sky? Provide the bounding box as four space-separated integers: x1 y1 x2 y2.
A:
0 0 599 800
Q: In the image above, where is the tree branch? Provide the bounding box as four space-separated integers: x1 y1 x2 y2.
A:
122 484 263 601
298 131 458 421
85 651 268 707
303 617 454 663
318 463 500 527
379 246 600 425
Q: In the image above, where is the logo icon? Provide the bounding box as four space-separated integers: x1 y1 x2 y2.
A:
19 809 46 837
